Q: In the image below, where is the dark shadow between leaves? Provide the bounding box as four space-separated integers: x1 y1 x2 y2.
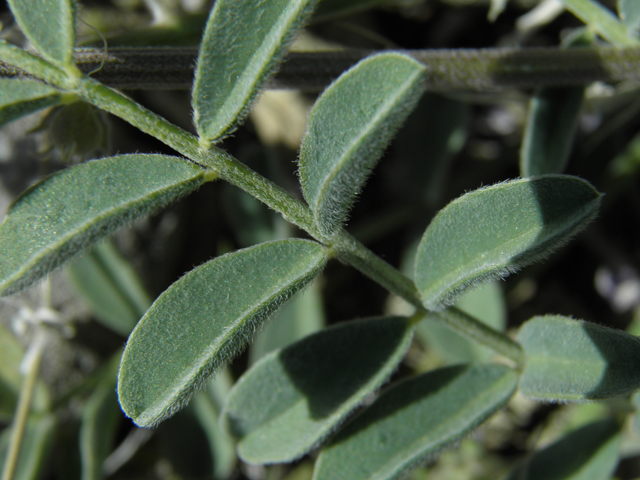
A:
278 317 410 419
326 365 467 445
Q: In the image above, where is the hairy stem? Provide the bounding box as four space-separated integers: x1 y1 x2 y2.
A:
72 69 524 365
1 339 45 480
7 46 635 90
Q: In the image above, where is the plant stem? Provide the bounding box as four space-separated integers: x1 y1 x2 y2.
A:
7 46 635 90
74 71 524 366
1 338 45 480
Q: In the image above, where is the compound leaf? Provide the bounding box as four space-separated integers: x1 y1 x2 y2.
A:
118 239 328 428
299 52 425 238
221 316 413 464
0 78 62 128
415 175 601 310
314 364 518 480
0 154 205 296
192 0 318 143
505 419 622 480
6 0 76 69
519 315 640 401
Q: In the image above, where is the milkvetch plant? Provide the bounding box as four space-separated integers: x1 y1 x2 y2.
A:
1 0 640 479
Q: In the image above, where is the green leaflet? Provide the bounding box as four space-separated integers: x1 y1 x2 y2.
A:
299 52 425 238
520 87 584 176
118 239 328 428
68 241 152 336
0 78 62 129
80 354 122 480
619 0 640 35
559 0 639 45
519 315 640 401
221 316 414 464
192 0 318 143
0 154 205 296
6 0 76 69
314 364 518 480
504 419 622 480
0 414 57 480
415 175 601 310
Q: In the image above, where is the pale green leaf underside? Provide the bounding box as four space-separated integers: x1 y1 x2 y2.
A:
222 316 414 464
0 78 62 128
520 86 584 177
192 0 318 143
0 154 205 296
118 239 328 428
505 419 621 480
559 0 639 45
519 315 640 401
7 0 76 68
415 175 601 310
68 241 151 336
314 364 518 480
299 52 425 237
619 0 640 34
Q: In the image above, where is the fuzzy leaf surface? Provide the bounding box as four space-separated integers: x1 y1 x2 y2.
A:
519 315 640 401
299 52 425 237
0 154 205 296
505 419 622 480
314 364 518 480
118 239 328 428
415 175 601 310
221 316 413 464
192 0 318 143
6 0 76 68
0 79 61 128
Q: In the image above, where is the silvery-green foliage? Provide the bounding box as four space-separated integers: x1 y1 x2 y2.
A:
299 52 425 238
415 175 601 310
0 79 61 129
0 154 206 296
192 0 319 143
6 0 76 70
118 240 328 427
221 317 413 463
519 315 640 401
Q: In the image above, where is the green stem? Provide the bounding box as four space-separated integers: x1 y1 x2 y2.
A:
74 69 523 366
1 339 45 480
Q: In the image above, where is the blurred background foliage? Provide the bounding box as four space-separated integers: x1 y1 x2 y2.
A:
2 0 640 479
